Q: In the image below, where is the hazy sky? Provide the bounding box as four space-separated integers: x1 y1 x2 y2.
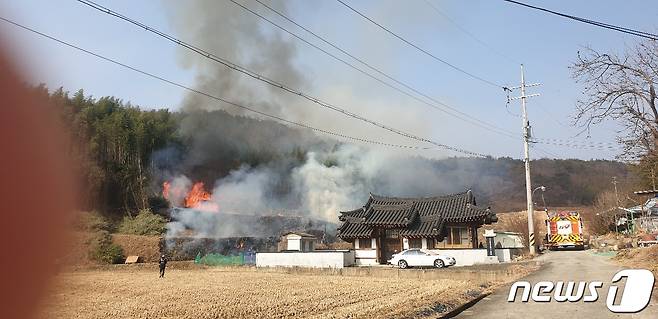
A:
2 0 656 160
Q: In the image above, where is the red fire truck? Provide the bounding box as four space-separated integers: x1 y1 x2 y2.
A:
545 211 585 250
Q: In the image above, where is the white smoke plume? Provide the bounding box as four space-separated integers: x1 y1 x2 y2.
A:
164 175 192 207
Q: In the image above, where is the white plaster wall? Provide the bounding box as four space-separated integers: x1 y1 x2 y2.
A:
355 258 379 266
428 249 514 266
354 249 377 265
256 251 354 268
287 238 301 251
354 249 376 258
429 249 493 266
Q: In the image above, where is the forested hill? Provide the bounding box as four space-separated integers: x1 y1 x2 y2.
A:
41 87 631 216
461 158 631 211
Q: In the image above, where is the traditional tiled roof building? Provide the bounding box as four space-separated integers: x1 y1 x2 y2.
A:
337 190 497 265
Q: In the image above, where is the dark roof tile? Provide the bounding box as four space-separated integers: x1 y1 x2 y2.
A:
338 191 496 241
338 207 367 222
337 220 373 239
363 203 417 227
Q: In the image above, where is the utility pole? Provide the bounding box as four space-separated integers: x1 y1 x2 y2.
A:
506 64 540 254
612 176 620 233
612 177 620 205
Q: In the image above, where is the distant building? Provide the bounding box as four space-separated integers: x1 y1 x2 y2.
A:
337 190 498 266
621 195 658 233
280 232 317 252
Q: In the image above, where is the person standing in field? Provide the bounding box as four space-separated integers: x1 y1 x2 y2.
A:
159 254 168 278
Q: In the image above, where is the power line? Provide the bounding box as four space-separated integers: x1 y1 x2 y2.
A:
422 0 517 64
0 15 431 152
239 0 516 138
76 0 490 157
532 139 621 150
335 0 503 88
532 100 571 129
532 141 620 161
533 137 619 147
532 145 560 159
503 0 658 40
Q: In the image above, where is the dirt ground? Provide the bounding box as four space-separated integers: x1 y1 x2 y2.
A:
60 232 164 266
613 245 658 301
112 234 162 262
38 267 496 319
613 245 658 271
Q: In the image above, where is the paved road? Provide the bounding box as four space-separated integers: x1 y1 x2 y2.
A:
455 250 657 318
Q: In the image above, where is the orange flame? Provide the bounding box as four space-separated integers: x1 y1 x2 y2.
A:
185 182 212 208
162 180 219 211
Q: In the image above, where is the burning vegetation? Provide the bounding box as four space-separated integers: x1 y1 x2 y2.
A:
161 176 337 243
163 180 218 212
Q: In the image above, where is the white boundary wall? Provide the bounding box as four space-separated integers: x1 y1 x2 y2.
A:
352 248 516 266
426 249 515 266
256 251 355 268
428 249 488 266
352 249 515 266
354 249 378 265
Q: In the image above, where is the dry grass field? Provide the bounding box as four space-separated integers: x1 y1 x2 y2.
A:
38 267 488 319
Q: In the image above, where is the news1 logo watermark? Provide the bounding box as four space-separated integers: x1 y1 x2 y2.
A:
508 269 655 313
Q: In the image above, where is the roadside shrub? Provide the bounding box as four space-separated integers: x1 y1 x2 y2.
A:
72 211 110 232
89 230 124 264
118 209 167 236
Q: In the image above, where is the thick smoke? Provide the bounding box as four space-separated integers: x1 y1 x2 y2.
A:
158 0 494 239
164 175 192 207
161 142 499 239
163 0 310 119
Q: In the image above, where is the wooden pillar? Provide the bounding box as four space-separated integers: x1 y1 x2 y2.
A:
375 229 382 264
471 224 479 249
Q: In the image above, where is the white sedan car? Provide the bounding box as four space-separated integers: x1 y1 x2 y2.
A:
389 249 456 269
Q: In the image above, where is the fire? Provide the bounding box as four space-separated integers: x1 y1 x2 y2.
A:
185 182 212 208
162 180 219 211
162 181 171 199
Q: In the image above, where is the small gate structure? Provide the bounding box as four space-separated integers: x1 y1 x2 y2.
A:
194 251 256 266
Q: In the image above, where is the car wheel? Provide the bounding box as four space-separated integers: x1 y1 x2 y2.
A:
434 259 444 268
398 260 408 269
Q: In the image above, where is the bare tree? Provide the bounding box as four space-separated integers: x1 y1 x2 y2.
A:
571 41 658 160
585 190 622 235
